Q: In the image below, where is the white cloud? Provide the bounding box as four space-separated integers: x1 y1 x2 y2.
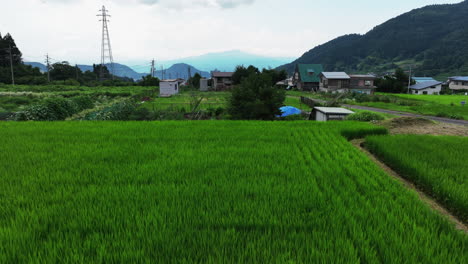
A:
40 0 255 9
135 0 255 9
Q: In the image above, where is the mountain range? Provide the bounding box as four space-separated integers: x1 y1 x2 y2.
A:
279 0 468 79
152 50 294 72
24 62 211 80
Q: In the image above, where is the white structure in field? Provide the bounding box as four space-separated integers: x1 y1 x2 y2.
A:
160 79 179 96
313 107 354 121
409 80 442 95
200 78 210 92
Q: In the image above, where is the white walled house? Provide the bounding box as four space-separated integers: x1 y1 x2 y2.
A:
409 81 442 95
448 77 468 91
160 79 179 96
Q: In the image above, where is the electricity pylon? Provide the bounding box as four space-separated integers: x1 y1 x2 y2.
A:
97 5 114 80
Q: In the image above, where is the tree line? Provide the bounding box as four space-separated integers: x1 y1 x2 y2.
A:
0 33 158 86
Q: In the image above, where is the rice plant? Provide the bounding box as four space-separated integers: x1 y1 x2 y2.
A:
0 122 466 263
366 134 468 222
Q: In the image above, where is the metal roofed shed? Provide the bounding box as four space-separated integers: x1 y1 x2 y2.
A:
312 107 354 122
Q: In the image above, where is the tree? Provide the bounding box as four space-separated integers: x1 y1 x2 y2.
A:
232 65 259 85
375 67 412 93
188 73 202 88
0 33 22 67
262 68 288 86
50 62 81 81
138 75 160 86
228 72 285 120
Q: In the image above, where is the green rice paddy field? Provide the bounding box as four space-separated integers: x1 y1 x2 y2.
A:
366 135 468 222
0 122 466 263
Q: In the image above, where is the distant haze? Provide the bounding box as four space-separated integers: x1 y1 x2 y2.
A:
126 50 295 72
2 0 462 66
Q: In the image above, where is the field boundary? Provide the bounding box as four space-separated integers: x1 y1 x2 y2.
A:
344 104 468 126
350 139 467 233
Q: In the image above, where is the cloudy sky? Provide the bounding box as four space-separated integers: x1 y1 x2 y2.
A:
0 0 462 66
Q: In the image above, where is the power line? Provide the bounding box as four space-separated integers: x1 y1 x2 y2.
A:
97 5 114 81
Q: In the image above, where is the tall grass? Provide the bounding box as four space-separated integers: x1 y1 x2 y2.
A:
0 122 466 263
366 135 468 222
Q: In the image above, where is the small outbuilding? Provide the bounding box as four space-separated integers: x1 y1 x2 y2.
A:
313 107 354 121
200 78 211 91
160 79 179 96
409 80 442 95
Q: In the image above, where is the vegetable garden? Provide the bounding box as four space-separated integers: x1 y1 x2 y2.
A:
0 122 466 263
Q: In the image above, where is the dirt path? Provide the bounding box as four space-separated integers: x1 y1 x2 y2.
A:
351 139 467 233
344 104 468 126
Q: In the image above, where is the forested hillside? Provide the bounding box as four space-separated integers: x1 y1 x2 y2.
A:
279 0 468 78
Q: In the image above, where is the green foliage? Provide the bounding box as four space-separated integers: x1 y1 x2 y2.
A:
366 135 468 221
13 96 94 121
228 73 286 120
50 62 81 81
84 100 137 120
0 122 466 262
138 75 160 87
346 111 385 122
232 65 260 85
279 1 468 76
375 68 412 93
187 73 202 88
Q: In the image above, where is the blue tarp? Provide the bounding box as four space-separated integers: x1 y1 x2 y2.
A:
279 106 302 117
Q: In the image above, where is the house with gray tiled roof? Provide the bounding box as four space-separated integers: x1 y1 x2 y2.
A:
409 80 442 95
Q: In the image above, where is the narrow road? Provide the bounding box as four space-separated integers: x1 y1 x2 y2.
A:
343 104 468 126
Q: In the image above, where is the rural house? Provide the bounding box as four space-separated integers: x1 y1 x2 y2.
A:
349 74 377 94
212 72 234 91
319 72 351 93
160 79 180 96
293 64 324 91
448 76 468 91
409 80 442 95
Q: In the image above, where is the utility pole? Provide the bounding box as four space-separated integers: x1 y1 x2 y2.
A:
188 66 191 80
75 64 79 80
8 44 14 85
45 54 51 82
97 5 115 81
151 59 155 78
407 65 412 94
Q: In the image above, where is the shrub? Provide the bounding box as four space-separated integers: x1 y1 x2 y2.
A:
71 96 94 111
346 111 385 122
380 96 391 103
84 100 137 121
13 97 95 121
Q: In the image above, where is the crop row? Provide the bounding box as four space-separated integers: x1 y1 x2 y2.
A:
366 134 468 222
0 122 466 263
